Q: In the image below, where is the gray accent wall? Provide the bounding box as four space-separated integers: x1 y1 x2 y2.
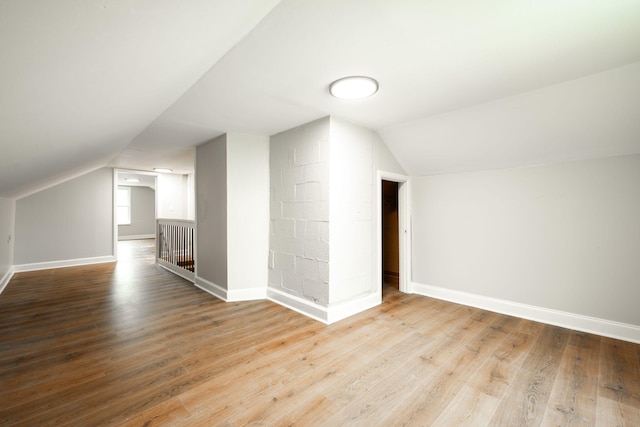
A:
196 135 228 288
411 154 640 327
196 133 270 297
118 185 155 239
14 168 114 265
0 197 15 283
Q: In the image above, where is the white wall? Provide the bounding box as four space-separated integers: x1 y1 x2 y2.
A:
268 116 406 322
0 197 15 290
329 118 374 304
195 133 270 300
373 131 405 175
371 130 407 288
14 168 114 266
195 135 227 289
330 118 407 306
157 173 189 219
186 173 195 221
411 154 640 329
227 134 270 297
118 185 155 239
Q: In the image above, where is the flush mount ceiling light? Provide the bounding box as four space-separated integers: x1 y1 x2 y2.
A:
124 178 140 183
329 76 379 100
153 168 173 173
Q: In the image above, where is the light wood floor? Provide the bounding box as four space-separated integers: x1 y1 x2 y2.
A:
1 240 639 426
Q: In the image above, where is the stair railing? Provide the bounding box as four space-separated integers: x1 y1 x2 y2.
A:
156 219 195 282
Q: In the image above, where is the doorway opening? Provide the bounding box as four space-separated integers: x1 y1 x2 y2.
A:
382 180 399 294
114 170 158 260
378 172 410 300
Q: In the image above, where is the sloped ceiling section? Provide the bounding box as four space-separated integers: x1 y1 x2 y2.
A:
2 0 640 198
0 0 280 198
159 0 640 133
381 61 640 175
105 0 640 176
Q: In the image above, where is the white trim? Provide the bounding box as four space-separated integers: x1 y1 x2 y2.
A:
375 174 383 296
267 287 329 323
114 168 159 259
157 260 195 283
267 287 382 324
412 281 640 344
118 234 155 241
377 171 411 294
327 292 381 324
378 171 409 182
227 287 267 302
398 179 411 294
0 267 15 294
194 276 227 301
113 169 118 260
194 277 268 302
13 256 117 273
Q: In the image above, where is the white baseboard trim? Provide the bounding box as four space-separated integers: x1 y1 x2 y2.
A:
157 260 195 283
118 234 155 241
327 292 382 324
194 276 227 301
227 286 267 302
0 267 15 294
13 256 117 273
267 287 329 324
194 276 268 302
267 288 382 325
412 282 640 344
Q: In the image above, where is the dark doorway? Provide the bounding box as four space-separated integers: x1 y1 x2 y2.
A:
381 180 399 294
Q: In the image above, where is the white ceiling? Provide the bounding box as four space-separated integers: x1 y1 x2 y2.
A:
117 171 156 190
0 0 280 197
2 0 640 198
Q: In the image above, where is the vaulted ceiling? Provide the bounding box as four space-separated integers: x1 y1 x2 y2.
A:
2 0 640 198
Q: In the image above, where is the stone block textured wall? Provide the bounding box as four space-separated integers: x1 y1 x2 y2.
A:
269 118 331 305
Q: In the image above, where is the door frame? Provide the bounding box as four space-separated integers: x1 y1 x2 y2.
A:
113 169 159 260
377 171 411 294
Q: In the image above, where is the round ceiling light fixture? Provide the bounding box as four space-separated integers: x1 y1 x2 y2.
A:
153 168 173 173
329 76 379 100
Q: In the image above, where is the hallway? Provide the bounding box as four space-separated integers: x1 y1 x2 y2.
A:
117 238 156 263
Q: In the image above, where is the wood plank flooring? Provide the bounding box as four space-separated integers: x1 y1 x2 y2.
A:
1 239 639 426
